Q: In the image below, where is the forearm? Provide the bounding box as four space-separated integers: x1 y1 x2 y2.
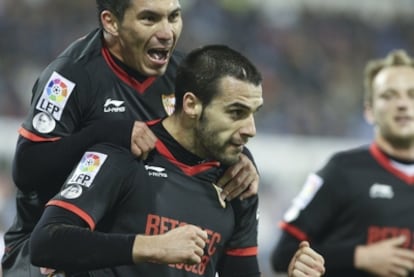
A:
30 206 135 272
13 119 133 193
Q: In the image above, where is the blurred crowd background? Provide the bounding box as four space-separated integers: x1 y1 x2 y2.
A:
1 0 414 276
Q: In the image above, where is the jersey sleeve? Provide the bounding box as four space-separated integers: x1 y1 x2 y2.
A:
272 154 355 272
218 196 260 275
13 57 134 192
20 58 91 140
45 143 137 230
224 196 259 256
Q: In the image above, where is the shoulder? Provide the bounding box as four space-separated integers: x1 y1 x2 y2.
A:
42 29 103 77
328 144 371 166
87 143 138 169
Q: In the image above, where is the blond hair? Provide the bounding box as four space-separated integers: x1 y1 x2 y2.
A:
364 49 414 104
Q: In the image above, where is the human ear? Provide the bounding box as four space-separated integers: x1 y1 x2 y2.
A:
101 10 119 36
183 92 202 118
364 102 375 125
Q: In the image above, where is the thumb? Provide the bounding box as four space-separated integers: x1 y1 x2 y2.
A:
386 235 406 246
299 240 310 249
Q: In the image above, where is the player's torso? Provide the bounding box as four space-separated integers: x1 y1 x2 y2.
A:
96 150 234 277
23 29 180 137
320 147 414 249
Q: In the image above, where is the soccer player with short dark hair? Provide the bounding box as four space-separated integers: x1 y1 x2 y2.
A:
2 1 259 276
30 45 325 277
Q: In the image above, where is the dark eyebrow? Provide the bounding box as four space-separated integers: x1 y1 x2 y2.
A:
139 7 181 16
227 102 263 112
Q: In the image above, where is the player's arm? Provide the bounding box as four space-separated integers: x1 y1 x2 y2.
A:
30 206 135 272
287 241 325 277
30 206 208 272
272 158 354 273
14 59 156 192
217 146 259 201
217 196 260 277
13 119 134 193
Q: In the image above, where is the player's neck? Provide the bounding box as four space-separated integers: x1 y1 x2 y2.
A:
375 135 414 161
162 115 199 157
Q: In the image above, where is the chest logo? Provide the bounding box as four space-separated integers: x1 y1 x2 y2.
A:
104 98 125 113
369 183 394 199
145 165 168 178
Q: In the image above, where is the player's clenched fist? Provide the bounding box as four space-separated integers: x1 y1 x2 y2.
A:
288 241 325 277
132 225 208 265
130 121 157 159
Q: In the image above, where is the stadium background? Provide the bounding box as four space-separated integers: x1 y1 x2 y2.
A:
0 0 413 276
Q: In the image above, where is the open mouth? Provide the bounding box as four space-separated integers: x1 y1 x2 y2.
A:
148 48 169 62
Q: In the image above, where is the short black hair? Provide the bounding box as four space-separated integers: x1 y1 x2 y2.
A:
96 0 131 27
174 45 262 112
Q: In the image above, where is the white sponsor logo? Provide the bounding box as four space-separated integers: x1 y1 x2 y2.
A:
61 184 83 199
284 173 323 222
369 183 394 199
32 112 56 134
36 71 75 120
68 152 108 187
104 98 125 113
145 165 168 178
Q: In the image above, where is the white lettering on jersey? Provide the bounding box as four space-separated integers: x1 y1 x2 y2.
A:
68 152 108 188
145 165 168 178
104 98 126 113
284 173 323 222
36 71 76 120
369 183 394 199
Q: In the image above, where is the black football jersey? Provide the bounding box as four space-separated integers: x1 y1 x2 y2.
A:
278 143 414 276
19 28 182 141
46 122 259 276
3 28 184 276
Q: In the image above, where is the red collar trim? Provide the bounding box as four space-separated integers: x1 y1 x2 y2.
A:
101 47 155 94
370 143 414 184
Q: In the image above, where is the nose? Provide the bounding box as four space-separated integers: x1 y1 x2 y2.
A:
396 93 411 109
240 114 257 138
156 19 174 42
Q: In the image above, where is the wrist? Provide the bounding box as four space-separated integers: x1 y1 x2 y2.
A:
354 245 367 270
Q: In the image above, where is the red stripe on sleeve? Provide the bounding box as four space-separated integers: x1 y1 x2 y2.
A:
19 127 61 142
225 246 258 256
279 221 308 241
46 200 96 230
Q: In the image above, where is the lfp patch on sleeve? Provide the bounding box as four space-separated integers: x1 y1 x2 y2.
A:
283 173 323 222
35 71 76 120
67 152 108 188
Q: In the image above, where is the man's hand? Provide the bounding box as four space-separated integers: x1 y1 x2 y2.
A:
355 236 414 277
132 225 208 265
216 154 259 200
288 241 325 277
130 121 157 159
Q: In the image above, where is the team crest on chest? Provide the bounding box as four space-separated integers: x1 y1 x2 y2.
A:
162 93 175 115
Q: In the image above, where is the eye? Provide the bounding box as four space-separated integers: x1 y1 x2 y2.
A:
169 11 181 22
139 12 158 24
229 109 246 119
378 90 395 100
